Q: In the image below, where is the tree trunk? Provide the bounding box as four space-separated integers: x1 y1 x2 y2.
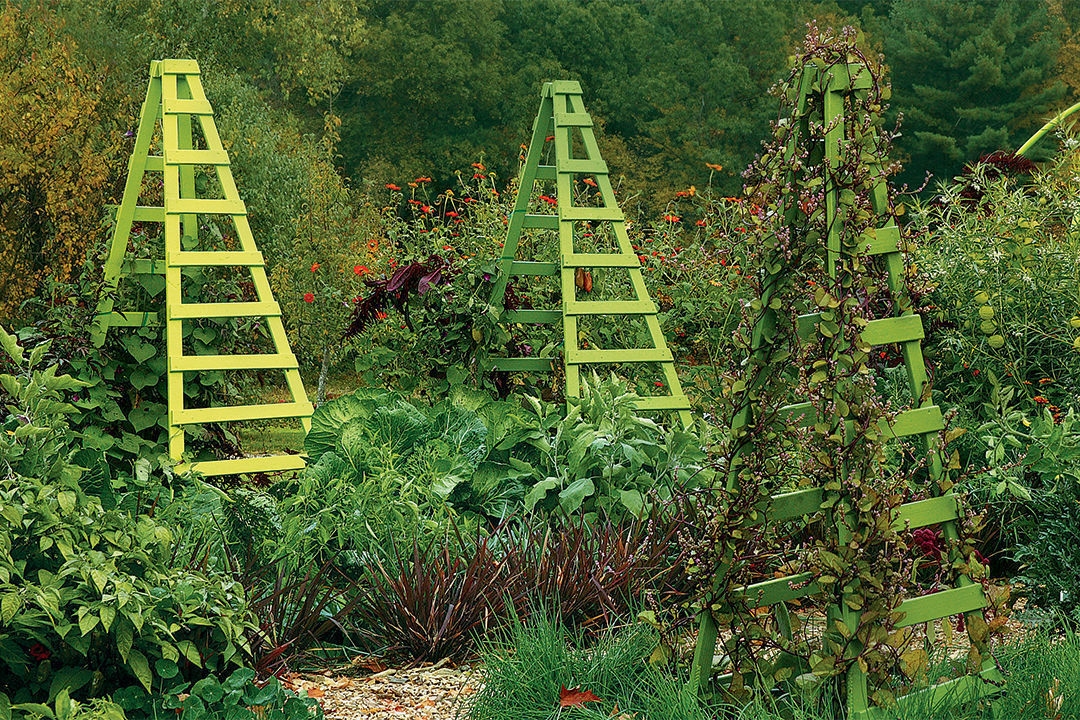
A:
316 345 331 405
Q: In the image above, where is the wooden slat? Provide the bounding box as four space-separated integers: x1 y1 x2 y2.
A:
160 59 200 75
521 214 559 230
564 299 655 315
891 663 1004 715
509 261 559 276
768 488 826 522
166 198 246 215
103 311 160 327
736 572 819 608
895 585 985 628
632 395 691 411
564 253 639 268
184 454 306 477
163 98 213 115
168 250 264 267
170 352 298 372
879 405 944 439
856 224 901 255
554 112 593 127
824 63 873 91
861 314 924 345
549 80 583 95
164 148 230 166
133 206 165 222
488 357 555 372
504 309 561 323
892 495 959 530
172 401 313 425
777 401 816 427
169 301 280 319
145 156 164 172
559 204 622 221
565 347 672 364
559 159 608 175
535 165 557 181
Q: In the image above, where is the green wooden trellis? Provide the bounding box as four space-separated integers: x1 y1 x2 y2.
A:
488 80 691 428
688 61 1003 718
91 59 312 478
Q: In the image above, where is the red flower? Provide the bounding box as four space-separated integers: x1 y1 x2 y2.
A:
473 173 485 179
415 176 432 183
472 162 486 170
310 263 320 272
385 183 401 191
696 219 706 227
407 199 421 205
446 211 459 217
675 191 689 197
545 135 554 142
442 245 452 251
353 265 368 276
662 214 680 223
27 643 50 661
420 204 433 214
303 292 314 303
654 381 664 387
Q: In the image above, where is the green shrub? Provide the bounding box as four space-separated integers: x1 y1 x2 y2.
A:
0 326 252 704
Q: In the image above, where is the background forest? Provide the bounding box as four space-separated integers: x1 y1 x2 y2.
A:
3 0 1079 317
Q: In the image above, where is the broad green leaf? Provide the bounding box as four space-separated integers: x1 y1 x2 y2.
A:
127 649 152 691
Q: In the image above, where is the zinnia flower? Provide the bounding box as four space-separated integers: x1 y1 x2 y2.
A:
303 292 314 303
310 263 320 272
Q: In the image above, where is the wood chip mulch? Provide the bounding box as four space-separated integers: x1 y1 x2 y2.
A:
285 659 480 720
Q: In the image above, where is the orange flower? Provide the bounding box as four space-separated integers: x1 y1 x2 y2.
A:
385 183 401 191
662 214 680 223
471 162 485 171
310 263 320 272
354 265 368 275
420 204 433 214
582 177 598 187
705 162 723 171
1035 396 1049 404
415 176 432 183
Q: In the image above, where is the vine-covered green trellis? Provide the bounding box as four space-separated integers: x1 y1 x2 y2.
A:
91 59 312 477
688 49 1003 718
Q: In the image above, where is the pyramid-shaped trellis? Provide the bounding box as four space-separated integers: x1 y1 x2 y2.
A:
688 62 1002 717
91 59 311 477
488 80 691 428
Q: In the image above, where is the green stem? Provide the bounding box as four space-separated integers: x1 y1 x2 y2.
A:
1015 101 1080 158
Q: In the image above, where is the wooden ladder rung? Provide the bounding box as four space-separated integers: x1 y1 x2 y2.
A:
163 98 213 115
169 300 280 319
164 148 230 166
504 309 561 323
172 401 313 425
170 352 298 372
632 395 690 412
565 347 672 364
564 253 639 268
735 572 820 609
166 198 246 215
167 250 264 267
509 261 559 276
892 495 960 530
554 112 593 127
488 357 555 372
565 300 655 316
182 454 306 477
896 585 985 628
521 214 559 230
559 159 608 175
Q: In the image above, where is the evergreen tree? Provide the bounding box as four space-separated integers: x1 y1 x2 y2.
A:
884 0 1065 187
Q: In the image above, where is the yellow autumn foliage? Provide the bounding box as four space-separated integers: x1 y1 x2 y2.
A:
0 4 124 320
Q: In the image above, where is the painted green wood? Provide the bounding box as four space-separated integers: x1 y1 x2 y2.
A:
488 357 555 372
168 300 281 319
509 261 559 276
167 250 264 266
565 348 673 364
94 59 313 479
504 309 561 323
564 299 656 315
564 253 639 268
189 453 306 476
895 585 986 628
521 213 559 229
892 495 959 530
487 80 691 429
170 352 299 372
690 60 999 715
736 572 819 608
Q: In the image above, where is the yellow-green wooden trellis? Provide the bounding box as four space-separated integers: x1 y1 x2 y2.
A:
488 81 691 428
91 59 311 478
688 61 1002 718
